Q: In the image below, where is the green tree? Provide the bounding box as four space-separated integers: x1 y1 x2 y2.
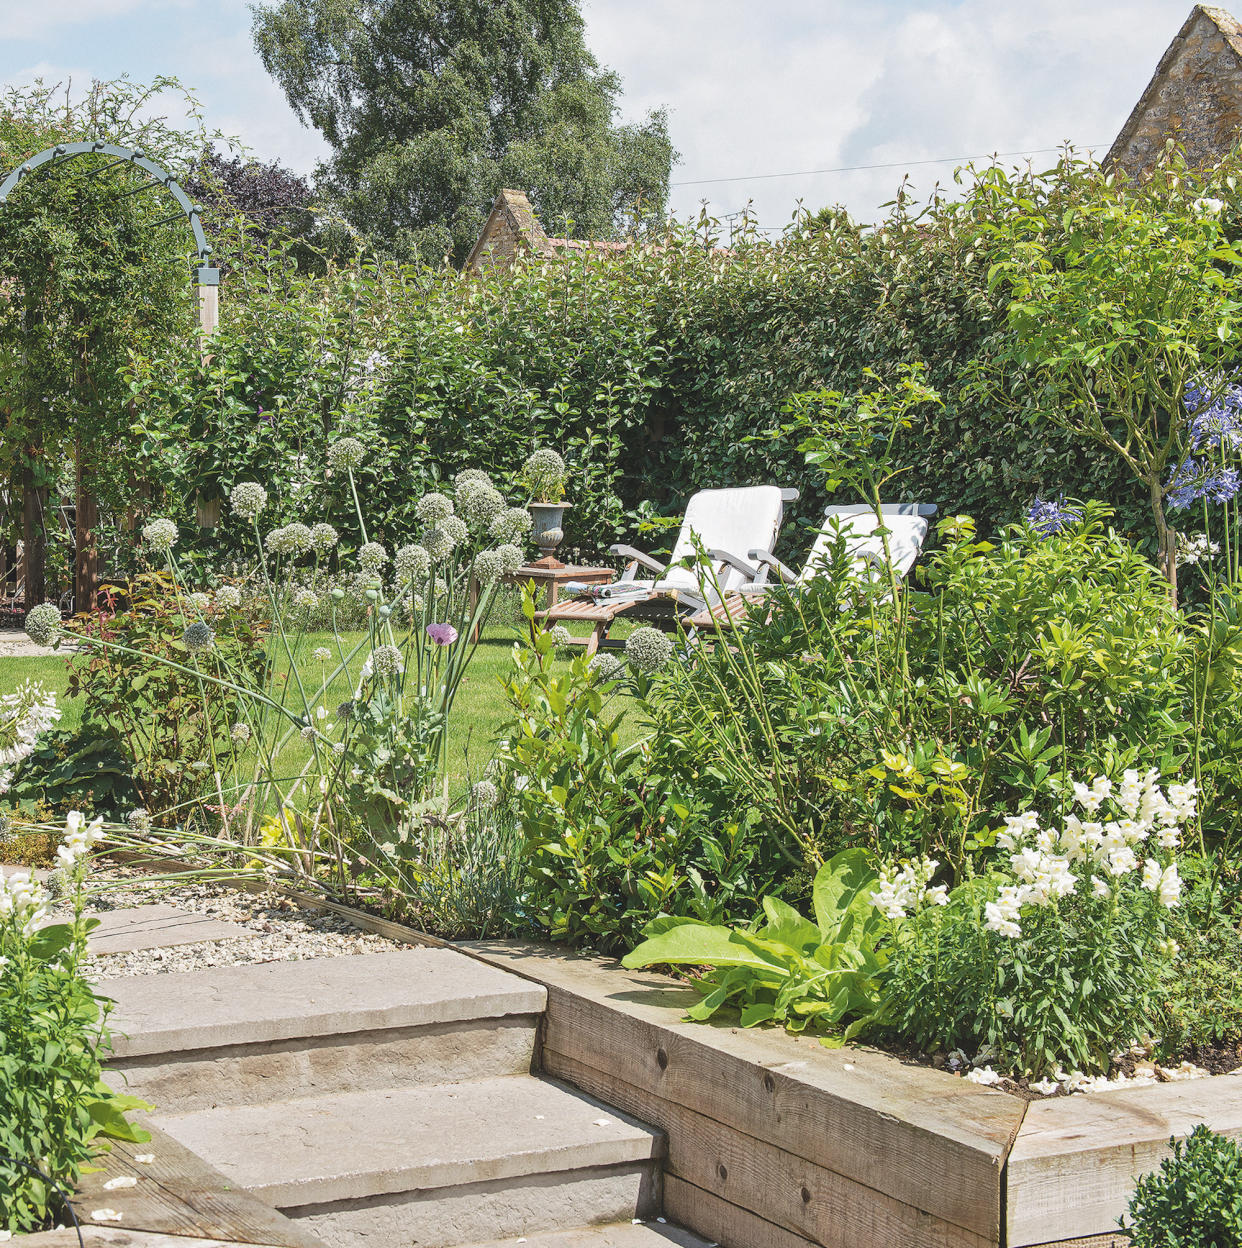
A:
0 78 215 607
251 0 676 263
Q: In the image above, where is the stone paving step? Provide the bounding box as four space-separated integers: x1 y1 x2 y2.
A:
151 1074 666 1248
104 947 546 1109
465 1220 715 1247
45 902 259 954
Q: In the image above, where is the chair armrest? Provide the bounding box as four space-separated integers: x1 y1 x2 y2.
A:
748 548 798 584
609 544 667 578
708 548 759 579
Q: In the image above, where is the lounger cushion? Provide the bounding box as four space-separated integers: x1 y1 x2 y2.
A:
804 510 930 582
656 486 787 596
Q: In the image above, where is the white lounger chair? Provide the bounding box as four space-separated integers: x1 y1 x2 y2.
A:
536 485 798 653
686 502 938 631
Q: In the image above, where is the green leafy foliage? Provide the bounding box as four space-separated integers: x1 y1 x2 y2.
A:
65 573 266 821
251 0 675 263
6 727 139 819
1124 1126 1242 1247
881 868 1175 1079
0 831 150 1233
622 851 887 1039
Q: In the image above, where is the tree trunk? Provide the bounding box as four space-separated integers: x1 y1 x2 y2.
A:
74 438 99 614
1150 475 1178 606
21 449 46 608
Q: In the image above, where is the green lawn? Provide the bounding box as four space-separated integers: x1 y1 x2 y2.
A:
0 623 610 804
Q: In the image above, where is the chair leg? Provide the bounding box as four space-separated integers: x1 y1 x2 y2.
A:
586 622 605 656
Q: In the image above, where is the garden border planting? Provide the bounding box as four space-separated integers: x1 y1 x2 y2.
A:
272 887 1238 1248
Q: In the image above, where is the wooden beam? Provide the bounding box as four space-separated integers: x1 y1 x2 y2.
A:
465 942 1022 1241
548 1047 993 1248
1007 1077 1242 1244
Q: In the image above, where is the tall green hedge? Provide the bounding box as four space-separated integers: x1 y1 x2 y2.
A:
132 155 1219 566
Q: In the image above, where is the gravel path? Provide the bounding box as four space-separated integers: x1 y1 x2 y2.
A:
53 869 403 978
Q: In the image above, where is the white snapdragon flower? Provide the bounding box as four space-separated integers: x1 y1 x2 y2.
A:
1158 863 1181 908
1106 846 1139 877
984 885 1026 939
1141 858 1163 893
1168 780 1198 822
1091 875 1112 899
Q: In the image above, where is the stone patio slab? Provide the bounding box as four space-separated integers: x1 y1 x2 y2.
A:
40 903 260 955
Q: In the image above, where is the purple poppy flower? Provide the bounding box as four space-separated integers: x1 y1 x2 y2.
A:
426 622 458 646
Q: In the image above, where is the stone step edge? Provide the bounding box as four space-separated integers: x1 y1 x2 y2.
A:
150 1075 666 1210
101 946 547 1058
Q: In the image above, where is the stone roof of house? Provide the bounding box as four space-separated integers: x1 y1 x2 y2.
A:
1107 5 1242 175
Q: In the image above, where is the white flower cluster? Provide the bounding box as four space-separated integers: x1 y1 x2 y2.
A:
0 681 61 796
326 437 366 472
416 492 454 526
359 541 389 573
1177 531 1220 567
870 856 948 921
266 523 313 557
23 602 61 647
0 812 100 934
490 507 532 544
214 584 243 610
625 626 675 674
310 522 339 553
395 544 430 583
142 517 179 553
983 771 1190 939
57 809 104 871
0 866 47 936
456 475 505 532
229 482 268 520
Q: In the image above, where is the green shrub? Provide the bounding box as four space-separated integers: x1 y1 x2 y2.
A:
65 572 266 821
879 770 1188 1078
623 850 888 1039
0 816 149 1233
1124 1125 1242 1247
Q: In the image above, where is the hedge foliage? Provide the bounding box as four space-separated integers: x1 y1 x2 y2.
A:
128 151 1235 566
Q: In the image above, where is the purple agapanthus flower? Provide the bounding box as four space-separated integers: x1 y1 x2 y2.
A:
1204 467 1241 504
1026 495 1083 538
1184 379 1242 450
1166 457 1203 511
1165 457 1242 510
426 622 458 646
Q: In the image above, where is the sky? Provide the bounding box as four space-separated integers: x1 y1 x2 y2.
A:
0 0 1218 231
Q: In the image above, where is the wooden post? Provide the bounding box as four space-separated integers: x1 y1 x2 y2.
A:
74 437 99 615
21 454 46 608
198 282 219 339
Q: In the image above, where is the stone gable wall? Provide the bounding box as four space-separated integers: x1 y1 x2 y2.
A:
1109 5 1242 175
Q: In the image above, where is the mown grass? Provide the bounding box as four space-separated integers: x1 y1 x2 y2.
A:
2 626 529 801
0 620 639 807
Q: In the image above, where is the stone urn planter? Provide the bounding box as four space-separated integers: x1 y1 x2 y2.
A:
527 501 571 566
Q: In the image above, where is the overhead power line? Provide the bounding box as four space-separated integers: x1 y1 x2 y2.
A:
671 143 1110 189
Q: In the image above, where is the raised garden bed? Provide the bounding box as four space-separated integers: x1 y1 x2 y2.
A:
280 890 1238 1248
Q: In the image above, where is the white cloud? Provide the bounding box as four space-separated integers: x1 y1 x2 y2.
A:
0 0 1218 231
3 0 189 41
583 0 1203 228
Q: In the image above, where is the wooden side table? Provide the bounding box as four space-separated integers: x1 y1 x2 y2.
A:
505 563 615 607
469 563 616 642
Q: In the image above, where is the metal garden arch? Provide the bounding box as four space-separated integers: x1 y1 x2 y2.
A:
0 141 222 611
0 140 221 333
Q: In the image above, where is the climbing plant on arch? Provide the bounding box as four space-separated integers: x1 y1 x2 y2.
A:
0 85 219 613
